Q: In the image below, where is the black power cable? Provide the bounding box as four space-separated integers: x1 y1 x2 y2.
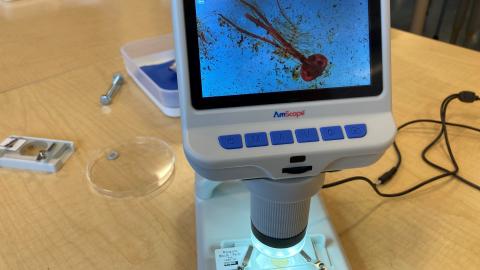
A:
323 91 480 197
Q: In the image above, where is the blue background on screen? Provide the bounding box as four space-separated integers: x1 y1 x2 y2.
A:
195 0 371 98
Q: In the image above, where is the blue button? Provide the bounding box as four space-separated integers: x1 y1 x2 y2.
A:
218 135 243 150
245 132 269 148
295 128 319 143
345 124 367 139
270 130 294 145
320 126 345 141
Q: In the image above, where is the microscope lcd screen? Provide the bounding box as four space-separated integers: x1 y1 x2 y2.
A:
184 0 383 109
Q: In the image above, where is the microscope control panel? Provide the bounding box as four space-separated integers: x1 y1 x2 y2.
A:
218 124 368 150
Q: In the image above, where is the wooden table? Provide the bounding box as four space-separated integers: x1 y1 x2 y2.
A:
1 1 479 269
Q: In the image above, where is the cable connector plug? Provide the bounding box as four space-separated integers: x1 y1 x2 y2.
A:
377 167 398 185
458 91 479 103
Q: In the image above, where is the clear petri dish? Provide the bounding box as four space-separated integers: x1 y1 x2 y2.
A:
86 137 175 198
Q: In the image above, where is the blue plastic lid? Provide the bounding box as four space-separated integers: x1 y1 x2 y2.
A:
140 60 178 90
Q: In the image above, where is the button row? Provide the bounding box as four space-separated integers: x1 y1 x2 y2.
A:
218 124 367 150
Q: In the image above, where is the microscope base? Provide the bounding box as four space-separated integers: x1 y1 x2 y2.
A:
195 180 350 270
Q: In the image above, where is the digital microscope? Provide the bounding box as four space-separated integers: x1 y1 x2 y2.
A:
172 0 395 269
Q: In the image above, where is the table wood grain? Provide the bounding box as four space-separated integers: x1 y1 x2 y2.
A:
1 1 479 269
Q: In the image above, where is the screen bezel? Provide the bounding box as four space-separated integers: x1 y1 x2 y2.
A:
183 0 383 110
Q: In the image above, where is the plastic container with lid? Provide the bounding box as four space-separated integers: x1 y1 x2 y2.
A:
121 34 180 117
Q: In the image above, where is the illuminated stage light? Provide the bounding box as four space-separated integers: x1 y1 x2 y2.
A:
251 233 306 259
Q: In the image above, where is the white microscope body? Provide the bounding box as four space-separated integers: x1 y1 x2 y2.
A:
172 0 395 269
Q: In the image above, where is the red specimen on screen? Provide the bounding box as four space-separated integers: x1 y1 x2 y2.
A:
219 0 328 82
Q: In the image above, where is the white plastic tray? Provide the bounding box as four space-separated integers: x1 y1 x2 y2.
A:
121 34 180 117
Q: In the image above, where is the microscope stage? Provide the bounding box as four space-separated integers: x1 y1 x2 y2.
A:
216 235 328 270
195 181 350 270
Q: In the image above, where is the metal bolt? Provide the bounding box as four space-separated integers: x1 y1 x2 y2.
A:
100 73 124 106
